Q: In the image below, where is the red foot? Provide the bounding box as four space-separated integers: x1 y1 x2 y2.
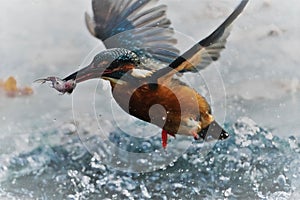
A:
162 130 168 149
162 130 175 148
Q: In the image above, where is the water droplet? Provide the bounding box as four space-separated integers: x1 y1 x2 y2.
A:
67 170 78 177
140 183 151 198
137 159 148 165
276 174 286 187
81 175 91 187
169 162 174 167
224 188 232 197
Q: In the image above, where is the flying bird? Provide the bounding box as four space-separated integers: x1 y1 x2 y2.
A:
36 0 249 148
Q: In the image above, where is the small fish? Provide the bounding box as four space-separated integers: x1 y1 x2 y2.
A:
34 76 76 94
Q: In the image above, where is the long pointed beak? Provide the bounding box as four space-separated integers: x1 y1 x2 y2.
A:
198 120 229 141
63 64 105 83
35 63 111 94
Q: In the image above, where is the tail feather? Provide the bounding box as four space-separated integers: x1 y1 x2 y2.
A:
198 120 229 140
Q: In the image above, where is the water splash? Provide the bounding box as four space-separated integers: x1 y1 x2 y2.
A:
0 117 299 199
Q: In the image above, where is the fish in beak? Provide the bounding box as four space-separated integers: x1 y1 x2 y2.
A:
35 49 141 94
34 76 76 94
34 66 102 94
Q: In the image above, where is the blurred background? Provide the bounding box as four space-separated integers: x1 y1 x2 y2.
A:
1 0 300 199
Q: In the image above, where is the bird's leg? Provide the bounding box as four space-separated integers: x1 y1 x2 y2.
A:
192 131 200 140
161 129 168 149
161 130 176 148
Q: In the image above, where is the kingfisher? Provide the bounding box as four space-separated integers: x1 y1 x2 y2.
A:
36 0 248 148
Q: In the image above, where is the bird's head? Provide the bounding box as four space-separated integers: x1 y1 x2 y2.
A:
63 48 151 86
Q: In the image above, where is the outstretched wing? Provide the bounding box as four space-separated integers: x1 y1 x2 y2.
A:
153 0 248 79
85 0 179 64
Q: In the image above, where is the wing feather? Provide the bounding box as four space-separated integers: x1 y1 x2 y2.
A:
86 0 179 65
152 0 248 79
